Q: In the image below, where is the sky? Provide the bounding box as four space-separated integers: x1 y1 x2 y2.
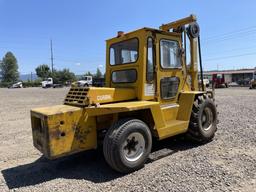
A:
0 0 256 75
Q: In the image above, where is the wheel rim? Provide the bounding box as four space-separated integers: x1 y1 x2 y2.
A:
122 132 145 162
201 107 214 131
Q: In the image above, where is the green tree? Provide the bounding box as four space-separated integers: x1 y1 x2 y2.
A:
52 68 76 84
0 52 19 83
35 64 50 79
84 71 93 76
94 68 103 78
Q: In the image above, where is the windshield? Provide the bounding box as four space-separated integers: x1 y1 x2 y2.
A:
110 38 138 65
160 39 181 69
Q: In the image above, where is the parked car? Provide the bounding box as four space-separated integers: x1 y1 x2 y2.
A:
8 82 23 88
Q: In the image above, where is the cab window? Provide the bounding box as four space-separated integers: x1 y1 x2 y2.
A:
110 38 138 65
160 77 179 99
147 37 154 82
112 69 137 83
160 39 181 68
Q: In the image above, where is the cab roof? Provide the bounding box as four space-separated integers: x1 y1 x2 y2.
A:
106 27 180 42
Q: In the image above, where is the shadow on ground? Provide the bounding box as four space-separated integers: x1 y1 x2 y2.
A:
2 137 199 189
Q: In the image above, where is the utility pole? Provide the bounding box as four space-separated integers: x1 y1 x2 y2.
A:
50 39 54 73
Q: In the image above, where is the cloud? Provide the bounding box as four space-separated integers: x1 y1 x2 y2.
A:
98 64 103 68
75 62 81 66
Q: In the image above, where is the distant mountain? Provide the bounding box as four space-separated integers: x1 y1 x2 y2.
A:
19 74 38 81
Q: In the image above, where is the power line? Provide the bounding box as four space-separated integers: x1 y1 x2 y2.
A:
203 44 256 56
204 30 256 42
203 25 256 41
203 32 256 45
205 51 256 61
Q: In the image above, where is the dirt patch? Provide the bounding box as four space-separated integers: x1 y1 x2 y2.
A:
0 87 255 191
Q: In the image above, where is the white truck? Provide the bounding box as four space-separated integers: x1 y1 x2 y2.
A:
76 76 93 87
41 78 53 88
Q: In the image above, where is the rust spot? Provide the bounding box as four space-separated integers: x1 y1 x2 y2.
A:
74 125 92 144
72 123 78 131
49 129 61 139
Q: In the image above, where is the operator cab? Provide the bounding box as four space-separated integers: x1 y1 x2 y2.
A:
105 20 201 103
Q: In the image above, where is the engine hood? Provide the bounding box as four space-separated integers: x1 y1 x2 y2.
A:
64 87 136 106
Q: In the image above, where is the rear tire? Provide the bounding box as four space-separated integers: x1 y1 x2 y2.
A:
187 95 218 143
103 119 152 173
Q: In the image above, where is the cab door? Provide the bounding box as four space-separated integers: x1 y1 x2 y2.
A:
155 33 185 122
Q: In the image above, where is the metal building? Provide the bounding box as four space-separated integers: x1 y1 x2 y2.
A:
203 68 255 86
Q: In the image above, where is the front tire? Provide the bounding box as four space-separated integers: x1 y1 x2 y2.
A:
187 95 218 143
103 119 152 173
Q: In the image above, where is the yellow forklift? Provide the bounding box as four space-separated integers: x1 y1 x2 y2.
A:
31 15 218 173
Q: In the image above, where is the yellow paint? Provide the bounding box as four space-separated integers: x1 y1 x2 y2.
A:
177 92 197 121
85 101 157 117
64 87 136 106
161 104 179 122
160 14 197 31
31 15 214 159
157 120 189 140
31 105 96 159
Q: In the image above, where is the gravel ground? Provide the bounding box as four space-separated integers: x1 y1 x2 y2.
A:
0 87 255 192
